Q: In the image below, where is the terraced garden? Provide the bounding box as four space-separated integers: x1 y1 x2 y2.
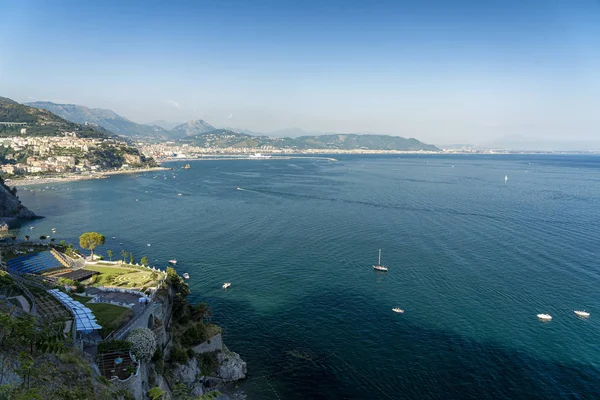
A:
83 264 163 290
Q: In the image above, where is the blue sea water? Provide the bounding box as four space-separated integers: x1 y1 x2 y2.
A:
16 154 600 399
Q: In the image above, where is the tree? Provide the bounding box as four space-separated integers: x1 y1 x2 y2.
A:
140 256 149 266
59 240 66 247
39 235 47 241
121 249 127 262
107 250 113 261
79 232 105 259
148 387 164 400
129 252 134 265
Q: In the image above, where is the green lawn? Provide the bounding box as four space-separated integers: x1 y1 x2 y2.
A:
70 295 132 338
83 265 135 275
83 264 160 289
72 294 92 304
86 303 133 338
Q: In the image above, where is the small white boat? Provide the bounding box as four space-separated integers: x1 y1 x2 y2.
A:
147 243 151 247
537 313 552 321
222 282 231 289
183 273 190 280
574 310 590 318
168 259 177 265
373 249 388 272
178 193 182 196
505 175 508 183
392 308 404 314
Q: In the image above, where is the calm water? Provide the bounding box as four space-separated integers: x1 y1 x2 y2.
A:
16 154 600 399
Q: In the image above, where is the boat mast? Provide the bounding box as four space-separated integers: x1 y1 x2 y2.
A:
378 249 381 265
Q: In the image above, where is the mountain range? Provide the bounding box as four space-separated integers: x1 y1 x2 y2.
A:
1 97 112 138
181 129 439 151
21 100 438 151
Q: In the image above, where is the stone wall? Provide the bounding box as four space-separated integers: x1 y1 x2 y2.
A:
192 333 223 354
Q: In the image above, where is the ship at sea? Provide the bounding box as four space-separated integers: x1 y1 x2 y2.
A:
248 153 272 159
182 164 191 169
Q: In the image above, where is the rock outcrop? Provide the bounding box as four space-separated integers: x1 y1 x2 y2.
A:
0 178 38 221
217 348 247 382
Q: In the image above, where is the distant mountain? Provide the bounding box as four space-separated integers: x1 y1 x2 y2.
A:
26 101 169 139
295 134 439 151
148 120 182 130
181 129 438 151
1 97 112 138
171 120 217 137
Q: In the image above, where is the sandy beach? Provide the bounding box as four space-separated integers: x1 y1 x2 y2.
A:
5 167 171 187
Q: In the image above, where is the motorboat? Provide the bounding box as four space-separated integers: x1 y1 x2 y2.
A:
168 259 177 265
183 273 190 280
574 310 590 318
222 282 231 289
147 243 151 247
178 193 182 196
248 153 271 159
392 308 404 314
537 314 552 321
373 249 388 272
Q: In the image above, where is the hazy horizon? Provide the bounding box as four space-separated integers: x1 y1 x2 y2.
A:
1 0 599 147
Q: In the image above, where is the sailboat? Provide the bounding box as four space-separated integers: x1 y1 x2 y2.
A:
373 249 388 272
504 175 508 183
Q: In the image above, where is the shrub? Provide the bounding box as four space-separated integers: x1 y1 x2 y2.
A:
127 328 157 361
181 322 209 346
198 352 219 376
168 346 188 365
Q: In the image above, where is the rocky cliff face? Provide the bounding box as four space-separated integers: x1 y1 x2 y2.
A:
0 178 37 223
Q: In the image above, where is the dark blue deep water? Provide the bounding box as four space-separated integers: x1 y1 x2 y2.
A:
17 154 600 399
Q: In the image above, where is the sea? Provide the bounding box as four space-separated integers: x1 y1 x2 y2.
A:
15 154 600 399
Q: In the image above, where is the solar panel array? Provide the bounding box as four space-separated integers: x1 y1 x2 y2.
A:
7 252 63 274
48 289 102 333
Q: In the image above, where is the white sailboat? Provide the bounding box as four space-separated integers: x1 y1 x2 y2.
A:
504 175 508 183
373 249 388 272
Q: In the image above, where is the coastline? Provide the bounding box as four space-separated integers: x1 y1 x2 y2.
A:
5 166 171 187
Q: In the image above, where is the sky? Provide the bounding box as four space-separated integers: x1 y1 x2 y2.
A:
0 0 599 146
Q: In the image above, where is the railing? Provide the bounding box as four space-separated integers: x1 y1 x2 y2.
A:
112 302 160 340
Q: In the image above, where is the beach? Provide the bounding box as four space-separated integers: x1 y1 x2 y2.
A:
5 167 171 187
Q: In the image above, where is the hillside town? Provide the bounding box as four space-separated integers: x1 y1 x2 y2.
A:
0 131 150 176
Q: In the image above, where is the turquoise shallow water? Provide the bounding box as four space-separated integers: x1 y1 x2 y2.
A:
16 154 600 399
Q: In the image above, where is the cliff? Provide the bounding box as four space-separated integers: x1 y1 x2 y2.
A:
0 176 38 226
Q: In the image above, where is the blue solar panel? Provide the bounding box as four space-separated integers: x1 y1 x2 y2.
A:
48 289 102 333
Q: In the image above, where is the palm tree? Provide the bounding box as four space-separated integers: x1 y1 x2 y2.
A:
107 250 114 261
121 249 127 262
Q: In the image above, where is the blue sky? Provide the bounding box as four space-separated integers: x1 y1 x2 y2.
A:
0 0 599 145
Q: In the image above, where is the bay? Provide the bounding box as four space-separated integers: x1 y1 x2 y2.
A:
17 154 600 399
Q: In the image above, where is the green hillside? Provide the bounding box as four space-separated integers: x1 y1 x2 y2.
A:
26 101 169 138
0 97 112 138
